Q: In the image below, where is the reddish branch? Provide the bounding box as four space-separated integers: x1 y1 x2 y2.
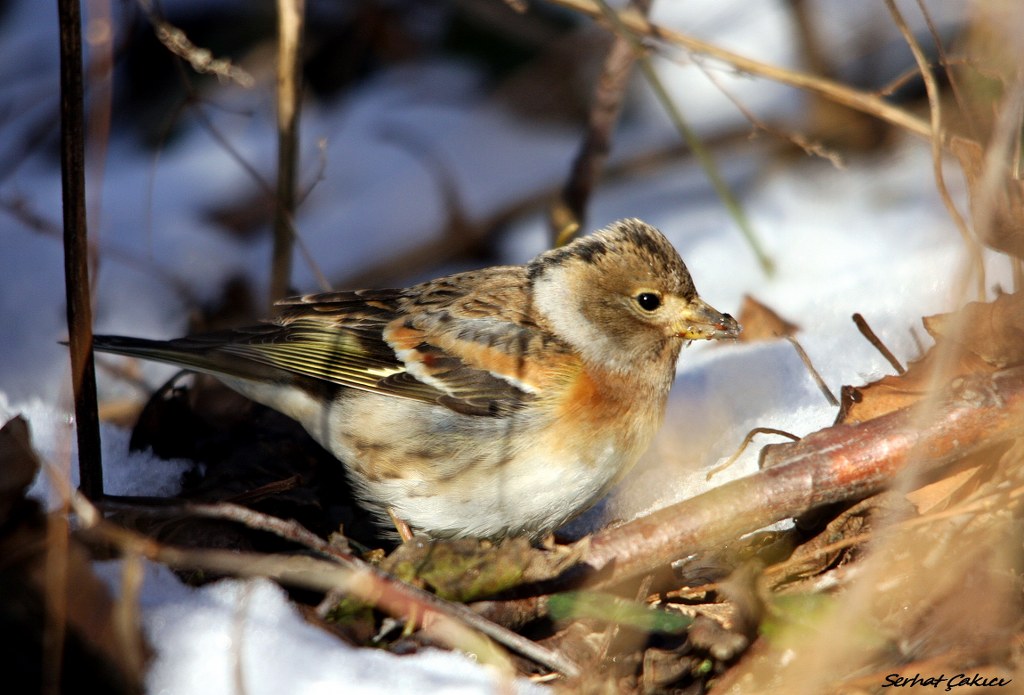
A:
476 366 1024 623
586 366 1024 583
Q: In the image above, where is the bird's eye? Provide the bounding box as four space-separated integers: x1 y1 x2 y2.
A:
635 292 662 311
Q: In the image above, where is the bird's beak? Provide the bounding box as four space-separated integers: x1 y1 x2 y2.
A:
674 297 741 341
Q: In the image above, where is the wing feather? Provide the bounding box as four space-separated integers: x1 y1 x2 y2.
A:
97 277 573 418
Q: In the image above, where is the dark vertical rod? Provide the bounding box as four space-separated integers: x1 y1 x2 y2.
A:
58 0 103 498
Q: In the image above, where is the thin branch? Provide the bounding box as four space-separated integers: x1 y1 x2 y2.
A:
593 0 774 275
98 498 354 563
270 0 305 305
556 0 650 244
87 497 580 678
786 335 838 406
580 364 1024 589
852 312 905 375
187 102 331 293
549 0 936 142
58 0 103 499
883 0 985 297
144 5 330 295
694 59 845 168
1 193 198 305
706 427 801 481
914 0 976 141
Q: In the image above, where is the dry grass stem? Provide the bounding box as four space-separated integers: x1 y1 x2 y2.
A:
852 312 906 375
883 0 985 297
79 495 580 678
785 336 838 407
550 0 936 142
58 0 103 498
706 427 801 481
270 0 304 305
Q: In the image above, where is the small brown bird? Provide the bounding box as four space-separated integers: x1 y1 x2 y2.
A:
94 219 739 538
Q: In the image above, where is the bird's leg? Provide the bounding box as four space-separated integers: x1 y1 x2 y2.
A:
388 507 415 542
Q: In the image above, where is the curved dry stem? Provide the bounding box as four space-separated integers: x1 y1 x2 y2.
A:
593 0 774 274
549 0 935 142
884 0 985 298
76 494 580 678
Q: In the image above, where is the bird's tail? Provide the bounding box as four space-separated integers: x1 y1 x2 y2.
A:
92 334 292 383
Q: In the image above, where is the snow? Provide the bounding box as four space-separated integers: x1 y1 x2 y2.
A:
0 0 991 691
90 564 539 695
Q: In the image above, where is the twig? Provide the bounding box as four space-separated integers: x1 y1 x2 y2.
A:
578 365 1024 590
270 0 305 305
914 0 976 142
852 313 905 375
475 366 1024 626
877 63 929 98
136 0 254 87
150 16 330 295
58 0 103 499
694 60 844 168
706 427 801 481
1 193 198 305
549 0 936 142
99 498 354 563
187 101 331 293
593 0 774 275
785 335 838 406
88 497 580 677
883 0 985 298
556 0 650 243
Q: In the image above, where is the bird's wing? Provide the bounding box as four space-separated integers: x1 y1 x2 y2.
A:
270 283 575 416
96 282 572 418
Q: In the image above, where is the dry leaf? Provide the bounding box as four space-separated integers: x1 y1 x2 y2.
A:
736 295 800 342
922 290 1024 368
837 292 1024 424
950 136 1024 260
904 463 986 516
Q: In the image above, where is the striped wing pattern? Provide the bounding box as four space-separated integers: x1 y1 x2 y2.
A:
97 284 554 417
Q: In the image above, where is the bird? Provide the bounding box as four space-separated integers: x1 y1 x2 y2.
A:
93 219 740 539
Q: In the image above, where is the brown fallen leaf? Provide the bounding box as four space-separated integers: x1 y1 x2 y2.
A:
950 136 1024 261
737 294 800 342
903 462 987 516
0 416 39 523
922 290 1024 368
837 291 1024 425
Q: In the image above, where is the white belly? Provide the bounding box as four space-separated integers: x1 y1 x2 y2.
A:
221 376 650 539
361 439 624 538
